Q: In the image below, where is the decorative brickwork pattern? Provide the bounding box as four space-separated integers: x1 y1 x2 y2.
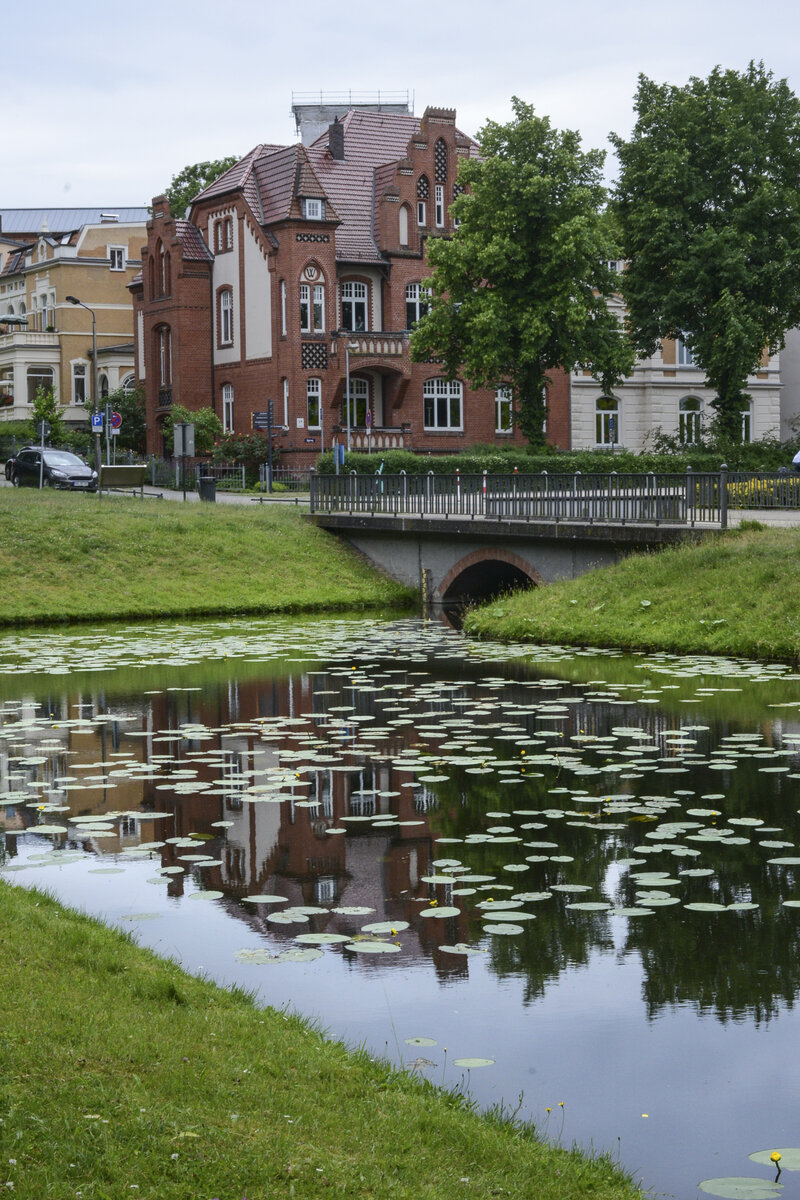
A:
302 342 328 370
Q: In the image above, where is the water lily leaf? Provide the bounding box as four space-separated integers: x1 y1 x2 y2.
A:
749 1149 800 1170
361 921 410 934
483 923 524 935
332 906 375 916
420 906 461 919
278 948 323 962
242 894 288 904
439 943 487 956
453 1057 495 1067
294 932 350 944
344 940 401 953
189 890 223 901
698 1178 782 1199
565 901 612 911
405 1037 437 1046
684 902 727 912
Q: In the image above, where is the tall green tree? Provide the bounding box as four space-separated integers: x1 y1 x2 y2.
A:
164 157 239 219
410 98 633 448
612 62 800 440
105 385 146 455
31 387 67 447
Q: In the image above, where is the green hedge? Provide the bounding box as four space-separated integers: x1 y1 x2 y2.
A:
315 439 800 476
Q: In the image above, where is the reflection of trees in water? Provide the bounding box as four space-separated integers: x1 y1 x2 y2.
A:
429 722 800 1025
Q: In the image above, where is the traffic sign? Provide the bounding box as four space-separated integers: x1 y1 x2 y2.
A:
110 411 122 429
91 412 103 431
365 408 372 429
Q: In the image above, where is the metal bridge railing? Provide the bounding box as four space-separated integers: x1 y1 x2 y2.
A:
309 469 729 527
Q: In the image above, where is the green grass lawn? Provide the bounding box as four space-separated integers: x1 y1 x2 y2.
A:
464 525 800 661
0 883 642 1200
0 490 413 624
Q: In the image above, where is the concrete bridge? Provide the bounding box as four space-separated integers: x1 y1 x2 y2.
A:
308 471 719 604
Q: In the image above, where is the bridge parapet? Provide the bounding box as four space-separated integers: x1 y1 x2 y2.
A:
310 470 728 528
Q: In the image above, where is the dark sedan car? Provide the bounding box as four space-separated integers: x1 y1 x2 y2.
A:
5 446 36 480
10 448 97 491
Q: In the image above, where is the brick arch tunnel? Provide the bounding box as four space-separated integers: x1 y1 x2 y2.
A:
433 548 543 605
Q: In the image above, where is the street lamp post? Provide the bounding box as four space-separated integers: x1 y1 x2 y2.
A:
66 295 101 484
344 338 360 453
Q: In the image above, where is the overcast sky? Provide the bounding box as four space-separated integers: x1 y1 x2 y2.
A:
7 0 799 209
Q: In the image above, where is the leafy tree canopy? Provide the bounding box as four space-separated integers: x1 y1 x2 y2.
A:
410 97 633 447
164 157 239 219
104 385 146 455
32 387 67 447
612 62 800 439
164 405 222 455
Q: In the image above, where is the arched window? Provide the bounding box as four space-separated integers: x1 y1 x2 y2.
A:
398 204 409 247
307 378 322 429
343 377 368 428
158 242 171 297
595 396 619 446
222 383 234 432
120 373 135 394
679 396 702 444
423 378 462 430
72 362 87 405
148 254 156 301
405 283 430 329
341 281 368 332
417 175 429 226
219 289 233 346
98 373 109 400
155 325 172 400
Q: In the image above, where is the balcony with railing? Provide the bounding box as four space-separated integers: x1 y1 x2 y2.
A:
0 331 58 349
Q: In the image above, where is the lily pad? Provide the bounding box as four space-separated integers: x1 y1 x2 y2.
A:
344 940 401 954
453 1057 495 1067
698 1178 783 1199
749 1149 800 1170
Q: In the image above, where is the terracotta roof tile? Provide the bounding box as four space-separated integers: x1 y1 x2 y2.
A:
174 220 213 262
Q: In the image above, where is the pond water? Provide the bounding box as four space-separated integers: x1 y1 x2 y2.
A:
3 614 800 1200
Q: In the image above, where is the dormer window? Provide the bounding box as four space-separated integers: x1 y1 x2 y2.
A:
109 246 126 271
303 198 324 221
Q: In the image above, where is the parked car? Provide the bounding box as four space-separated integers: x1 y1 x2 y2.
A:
10 448 98 491
5 446 37 481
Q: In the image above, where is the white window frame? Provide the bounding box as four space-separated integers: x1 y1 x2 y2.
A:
108 245 126 271
303 198 323 221
417 200 426 226
435 184 445 228
72 361 87 405
158 327 171 387
595 396 619 446
679 396 702 445
495 387 513 433
307 378 322 429
399 205 409 246
282 377 289 426
300 283 311 334
220 289 233 346
222 383 234 433
740 401 753 443
405 283 430 329
423 378 462 431
676 336 694 367
343 377 369 428
280 280 287 336
341 281 368 333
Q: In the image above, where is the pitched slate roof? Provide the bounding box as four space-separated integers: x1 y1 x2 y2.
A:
307 109 420 263
0 208 149 236
0 244 33 277
174 220 213 262
192 146 283 220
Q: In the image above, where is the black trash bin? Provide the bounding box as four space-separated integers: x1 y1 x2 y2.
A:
198 476 216 502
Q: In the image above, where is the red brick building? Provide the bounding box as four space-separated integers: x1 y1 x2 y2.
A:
131 103 569 462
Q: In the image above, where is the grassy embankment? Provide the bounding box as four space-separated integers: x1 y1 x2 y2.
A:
465 524 800 661
0 490 413 625
0 883 642 1200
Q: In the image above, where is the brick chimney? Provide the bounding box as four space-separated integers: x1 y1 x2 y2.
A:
328 117 345 161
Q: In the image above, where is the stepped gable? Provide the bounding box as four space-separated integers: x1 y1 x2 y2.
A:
173 219 213 262
307 109 419 264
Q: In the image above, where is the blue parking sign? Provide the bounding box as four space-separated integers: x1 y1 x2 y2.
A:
91 412 103 431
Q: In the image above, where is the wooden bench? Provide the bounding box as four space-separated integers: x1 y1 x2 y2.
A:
98 464 151 497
